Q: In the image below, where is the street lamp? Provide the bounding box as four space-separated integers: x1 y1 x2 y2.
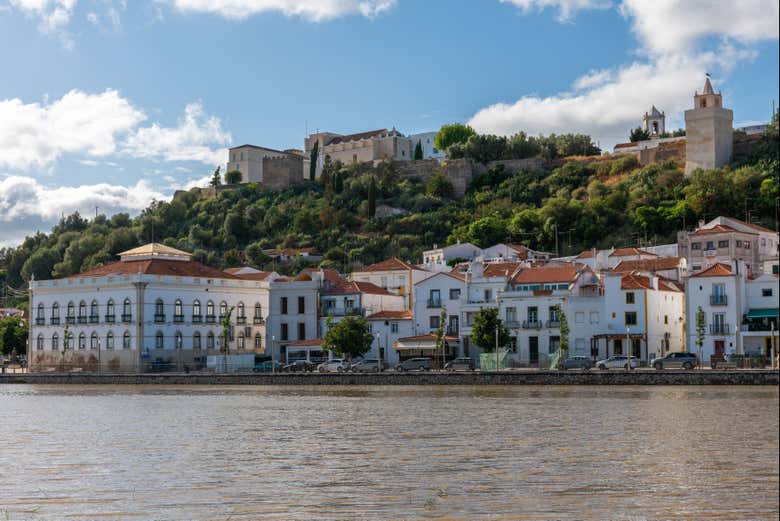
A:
625 327 631 371
271 335 276 374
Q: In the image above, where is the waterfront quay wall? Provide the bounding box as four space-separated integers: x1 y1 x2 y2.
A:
1 370 777 385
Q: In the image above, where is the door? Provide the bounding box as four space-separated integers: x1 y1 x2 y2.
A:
714 340 725 357
529 336 539 365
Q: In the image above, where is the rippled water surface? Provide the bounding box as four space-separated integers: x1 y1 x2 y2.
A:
0 385 777 520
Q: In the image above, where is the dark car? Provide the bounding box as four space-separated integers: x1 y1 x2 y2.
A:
653 352 698 370
396 358 433 372
283 360 315 372
559 356 592 370
444 357 475 371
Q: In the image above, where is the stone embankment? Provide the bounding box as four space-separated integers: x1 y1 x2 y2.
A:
1 370 777 385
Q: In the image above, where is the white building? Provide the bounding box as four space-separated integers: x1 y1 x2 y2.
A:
407 131 445 160
351 257 432 309
481 243 553 263
413 271 466 344
366 310 415 365
29 244 319 372
421 242 481 271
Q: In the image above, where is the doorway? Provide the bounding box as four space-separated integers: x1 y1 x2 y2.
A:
714 340 725 357
529 336 539 365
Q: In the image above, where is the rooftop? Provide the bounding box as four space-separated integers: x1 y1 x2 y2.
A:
119 243 191 261
511 264 578 284
356 257 417 273
366 310 413 320
73 258 238 280
482 262 522 278
613 257 681 272
690 263 733 278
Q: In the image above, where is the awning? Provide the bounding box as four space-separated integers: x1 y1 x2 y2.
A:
393 334 458 351
745 308 779 319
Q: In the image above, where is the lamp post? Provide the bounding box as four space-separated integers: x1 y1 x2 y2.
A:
272 335 276 374
626 327 631 370
495 322 499 371
376 333 382 372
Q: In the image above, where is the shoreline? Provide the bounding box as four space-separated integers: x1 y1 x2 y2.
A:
1 370 777 385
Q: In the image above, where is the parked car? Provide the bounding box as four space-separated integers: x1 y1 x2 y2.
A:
253 360 283 372
652 352 698 370
596 355 640 370
350 359 390 372
559 356 593 370
396 358 433 372
317 358 350 373
283 360 315 372
444 357 475 371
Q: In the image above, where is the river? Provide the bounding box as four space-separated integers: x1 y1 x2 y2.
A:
0 385 777 520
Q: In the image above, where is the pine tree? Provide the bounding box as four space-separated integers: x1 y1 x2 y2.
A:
210 166 222 187
367 176 377 219
309 141 319 181
413 140 423 160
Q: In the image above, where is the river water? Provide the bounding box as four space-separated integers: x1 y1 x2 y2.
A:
0 385 777 520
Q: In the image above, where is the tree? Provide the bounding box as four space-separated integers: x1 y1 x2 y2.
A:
367 176 377 219
0 315 26 357
426 172 453 198
21 247 60 281
629 127 651 142
309 140 319 180
210 166 222 187
470 308 510 353
225 170 243 184
554 304 569 360
434 123 476 154
322 316 373 360
413 140 423 160
695 306 706 364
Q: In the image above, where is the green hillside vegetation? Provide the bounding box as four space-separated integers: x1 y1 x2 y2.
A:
1 115 777 293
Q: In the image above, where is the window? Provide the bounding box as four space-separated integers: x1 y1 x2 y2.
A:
156 331 164 349
429 289 441 307
298 296 305 314
219 301 227 318
237 333 245 350
254 303 262 318
449 288 461 300
193 300 201 317
37 334 44 350
37 303 44 320
429 316 440 330
705 241 715 251
613 338 623 355
90 300 99 319
575 338 586 353
173 332 182 349
67 301 75 318
193 332 201 350
254 334 262 350
123 298 132 320
79 333 86 350
106 331 114 350
506 307 517 323
79 301 87 319
718 240 729 248
773 265 779 275
691 242 701 250
763 288 773 297
391 323 399 333
281 297 288 315
155 299 165 321
65 331 74 350
52 302 60 319
174 299 183 318
589 311 600 324
625 311 638 326
744 242 751 250
123 331 131 349
237 301 245 318
549 306 559 323
736 240 743 248
106 299 115 320
528 307 538 322
700 98 706 108
692 265 701 272
298 322 306 340
207 332 215 349
664 315 669 325
52 333 59 351
484 289 492 302
625 292 635 304
281 323 289 341
575 312 585 324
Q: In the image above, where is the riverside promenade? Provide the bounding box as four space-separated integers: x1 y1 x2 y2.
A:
1 370 777 385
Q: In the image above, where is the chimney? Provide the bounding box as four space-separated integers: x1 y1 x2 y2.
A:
698 219 705 229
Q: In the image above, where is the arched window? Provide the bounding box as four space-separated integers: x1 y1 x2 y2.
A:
155 331 164 349
90 299 99 320
37 303 44 320
65 331 74 350
175 331 183 349
52 302 60 320
219 301 228 318
155 299 165 322
193 299 201 317
237 302 245 317
90 332 98 350
254 303 262 321
52 333 59 351
207 331 215 349
174 299 183 318
36 334 44 350
123 331 132 349
237 333 245 350
193 331 202 350
67 301 75 322
106 331 114 350
106 299 115 321
79 332 87 350
79 301 87 321
123 298 132 321
254 333 262 351
206 301 215 322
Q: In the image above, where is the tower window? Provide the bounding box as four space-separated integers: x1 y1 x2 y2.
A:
700 99 706 108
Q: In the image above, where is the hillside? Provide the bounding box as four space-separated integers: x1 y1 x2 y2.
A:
1 118 777 293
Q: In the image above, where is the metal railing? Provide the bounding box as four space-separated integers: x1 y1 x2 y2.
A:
253 317 265 325
89 315 100 324
154 314 166 323
709 324 729 334
236 316 247 325
121 314 133 323
173 315 184 323
546 320 561 328
66 316 76 324
35 317 45 325
105 314 116 323
192 315 203 323
427 299 442 308
710 295 728 306
522 320 542 329
51 317 60 325
77 316 87 324
206 315 216 324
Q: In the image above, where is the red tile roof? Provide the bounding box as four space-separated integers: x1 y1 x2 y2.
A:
613 257 681 272
511 265 578 284
482 262 522 278
576 250 597 259
73 259 238 279
366 310 413 320
690 224 755 236
691 263 733 278
357 257 416 273
230 271 275 281
609 247 657 258
621 273 652 290
322 279 394 296
414 271 465 285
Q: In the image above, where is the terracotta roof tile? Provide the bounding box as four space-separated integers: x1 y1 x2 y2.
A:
357 257 416 273
482 262 522 278
621 273 652 290
609 247 657 257
691 263 733 278
690 224 756 236
366 310 413 320
511 265 578 284
613 257 681 272
414 271 465 285
72 259 238 279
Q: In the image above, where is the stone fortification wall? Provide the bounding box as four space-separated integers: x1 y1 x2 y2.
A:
638 139 686 166
262 155 304 190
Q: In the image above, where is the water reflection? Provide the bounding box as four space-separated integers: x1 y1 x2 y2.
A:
0 385 777 520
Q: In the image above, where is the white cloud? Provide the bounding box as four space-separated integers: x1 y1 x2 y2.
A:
500 0 610 22
8 0 77 31
0 175 166 246
0 89 146 170
124 102 231 166
469 0 778 150
169 0 396 22
181 173 213 190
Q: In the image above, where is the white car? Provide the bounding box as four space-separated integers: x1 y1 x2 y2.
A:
317 358 349 373
596 355 640 370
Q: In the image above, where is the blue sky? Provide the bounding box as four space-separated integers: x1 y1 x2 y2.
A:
1 0 778 246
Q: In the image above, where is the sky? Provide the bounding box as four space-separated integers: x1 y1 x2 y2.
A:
1 0 778 247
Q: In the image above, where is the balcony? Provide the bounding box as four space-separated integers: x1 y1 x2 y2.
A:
320 306 364 317
173 315 184 323
218 315 226 322
51 317 60 325
546 320 561 328
89 315 100 324
446 327 459 336
709 324 729 335
206 315 216 324
121 313 133 323
253 317 265 325
35 317 45 325
710 295 728 306
236 316 247 325
427 298 442 308
192 315 203 324
66 316 76 324
505 320 520 328
77 316 87 324
104 314 115 323
154 314 166 323
522 320 542 329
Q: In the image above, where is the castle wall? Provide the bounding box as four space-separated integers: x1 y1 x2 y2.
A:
684 107 733 175
262 155 304 190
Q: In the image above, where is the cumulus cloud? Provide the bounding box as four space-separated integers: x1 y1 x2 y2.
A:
500 0 610 22
469 0 779 150
169 0 396 22
0 175 166 246
0 89 145 170
8 0 77 31
124 102 231 166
